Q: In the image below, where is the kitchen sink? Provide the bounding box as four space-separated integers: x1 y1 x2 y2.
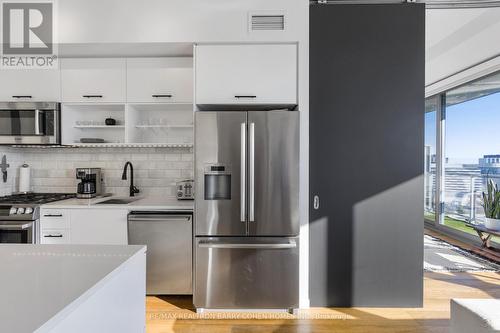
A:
95 198 140 205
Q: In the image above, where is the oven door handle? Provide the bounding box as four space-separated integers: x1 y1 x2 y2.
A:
0 222 33 230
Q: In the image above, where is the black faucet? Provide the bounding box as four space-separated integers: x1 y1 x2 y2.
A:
122 161 140 197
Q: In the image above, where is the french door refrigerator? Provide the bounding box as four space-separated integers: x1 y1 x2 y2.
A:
194 110 299 310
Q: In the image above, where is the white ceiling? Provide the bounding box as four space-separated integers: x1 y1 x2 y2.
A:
426 7 500 85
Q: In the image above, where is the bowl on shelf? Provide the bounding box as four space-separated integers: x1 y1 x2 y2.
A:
105 118 117 126
80 138 106 143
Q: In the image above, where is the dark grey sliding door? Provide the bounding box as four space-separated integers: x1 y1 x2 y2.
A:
309 3 425 307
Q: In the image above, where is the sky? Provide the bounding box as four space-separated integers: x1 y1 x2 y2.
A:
425 91 500 164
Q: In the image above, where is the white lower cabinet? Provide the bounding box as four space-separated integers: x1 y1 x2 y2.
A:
70 209 128 245
40 229 70 244
40 209 70 229
40 208 128 245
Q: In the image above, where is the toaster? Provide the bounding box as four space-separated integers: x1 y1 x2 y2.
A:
176 180 194 200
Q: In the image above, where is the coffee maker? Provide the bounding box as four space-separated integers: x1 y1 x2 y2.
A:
76 168 102 198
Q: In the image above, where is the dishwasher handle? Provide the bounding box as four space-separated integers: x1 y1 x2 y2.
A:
128 214 192 222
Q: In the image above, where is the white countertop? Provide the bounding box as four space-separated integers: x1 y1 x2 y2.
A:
0 244 146 333
41 195 194 211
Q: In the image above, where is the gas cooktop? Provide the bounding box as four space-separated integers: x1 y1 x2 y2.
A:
0 193 76 205
0 193 76 221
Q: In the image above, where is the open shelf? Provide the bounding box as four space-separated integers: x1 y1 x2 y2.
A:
134 125 193 129
128 103 192 111
62 103 126 110
69 143 193 148
128 103 193 145
74 125 125 129
62 102 194 147
62 103 126 145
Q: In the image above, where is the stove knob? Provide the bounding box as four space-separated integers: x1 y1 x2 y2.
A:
9 207 17 215
16 207 25 214
25 207 33 214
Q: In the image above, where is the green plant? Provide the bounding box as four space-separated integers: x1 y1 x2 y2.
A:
482 179 500 219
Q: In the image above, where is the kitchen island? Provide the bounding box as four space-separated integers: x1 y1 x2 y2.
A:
0 244 146 333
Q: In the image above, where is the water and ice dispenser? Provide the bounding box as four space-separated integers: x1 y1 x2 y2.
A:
204 164 231 200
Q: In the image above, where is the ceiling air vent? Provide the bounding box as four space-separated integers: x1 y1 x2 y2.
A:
250 14 285 31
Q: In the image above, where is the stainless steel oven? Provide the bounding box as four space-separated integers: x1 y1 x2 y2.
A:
0 193 75 244
0 102 60 145
0 221 36 244
0 206 39 244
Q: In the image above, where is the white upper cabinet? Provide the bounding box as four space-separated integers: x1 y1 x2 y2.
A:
127 58 193 104
195 44 297 106
0 69 60 102
61 58 126 103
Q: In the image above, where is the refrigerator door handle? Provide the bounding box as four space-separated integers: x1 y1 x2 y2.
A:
198 240 297 249
249 122 255 222
240 122 246 222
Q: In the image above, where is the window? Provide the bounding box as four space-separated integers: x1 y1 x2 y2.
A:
424 97 437 222
426 70 500 244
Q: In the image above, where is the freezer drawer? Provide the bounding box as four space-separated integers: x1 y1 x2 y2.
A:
194 237 299 309
128 212 192 295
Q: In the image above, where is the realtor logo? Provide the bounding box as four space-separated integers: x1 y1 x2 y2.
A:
1 1 57 68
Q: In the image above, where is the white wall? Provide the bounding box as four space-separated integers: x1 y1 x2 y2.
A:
58 0 306 44
426 8 500 86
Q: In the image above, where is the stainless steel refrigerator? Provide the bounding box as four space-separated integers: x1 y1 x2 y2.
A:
194 110 300 310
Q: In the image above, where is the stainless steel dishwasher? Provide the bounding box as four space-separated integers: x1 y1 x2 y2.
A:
128 211 192 295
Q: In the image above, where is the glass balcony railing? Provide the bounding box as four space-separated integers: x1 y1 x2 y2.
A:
440 174 500 244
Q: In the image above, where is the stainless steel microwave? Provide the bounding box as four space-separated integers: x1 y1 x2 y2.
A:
0 102 60 145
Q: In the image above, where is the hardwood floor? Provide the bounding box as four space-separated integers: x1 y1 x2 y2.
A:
146 271 500 333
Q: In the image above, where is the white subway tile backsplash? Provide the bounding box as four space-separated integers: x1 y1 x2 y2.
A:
149 169 181 179
181 154 193 161
165 154 182 161
147 153 166 161
181 169 194 179
0 147 193 198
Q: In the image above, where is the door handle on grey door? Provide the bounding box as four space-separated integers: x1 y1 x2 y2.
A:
241 123 246 222
249 122 255 222
313 195 320 210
